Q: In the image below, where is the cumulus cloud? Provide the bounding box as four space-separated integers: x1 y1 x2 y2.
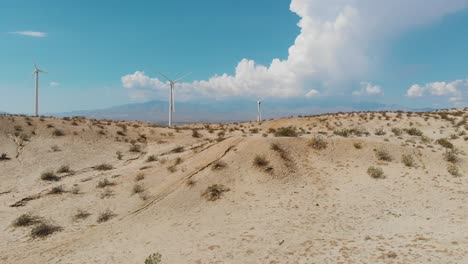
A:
305 89 320 97
406 79 467 105
352 82 383 96
122 0 467 100
406 84 424 97
10 31 47 38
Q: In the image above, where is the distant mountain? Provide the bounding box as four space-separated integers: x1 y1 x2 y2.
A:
54 98 435 124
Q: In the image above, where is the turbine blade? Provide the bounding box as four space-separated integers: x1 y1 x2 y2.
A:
34 64 38 70
174 72 191 83
157 71 172 82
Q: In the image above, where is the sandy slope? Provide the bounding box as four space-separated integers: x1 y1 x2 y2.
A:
0 110 467 263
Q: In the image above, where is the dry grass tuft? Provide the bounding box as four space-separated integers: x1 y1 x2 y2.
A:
401 154 415 167
95 163 113 171
367 166 384 179
96 179 115 188
97 209 115 223
202 184 230 201
375 148 393 161
40 170 60 181
73 209 91 221
308 136 328 150
12 214 43 227
30 222 62 238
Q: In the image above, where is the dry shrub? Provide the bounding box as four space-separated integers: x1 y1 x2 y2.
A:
353 142 363 149
30 222 62 238
48 185 65 195
274 127 298 137
367 166 384 179
95 163 113 171
96 179 115 188
401 154 415 167
436 138 453 149
253 155 269 167
97 209 115 223
73 209 91 221
444 150 459 163
53 129 65 136
12 214 43 227
57 165 70 174
132 184 145 194
135 172 145 181
202 184 230 201
41 170 60 181
146 154 157 162
171 146 184 153
375 148 392 161
447 164 460 176
308 136 327 150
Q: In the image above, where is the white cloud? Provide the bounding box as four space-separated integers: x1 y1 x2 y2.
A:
11 31 47 38
406 84 424 97
122 0 468 100
352 82 383 96
49 82 60 87
406 79 467 104
305 89 320 97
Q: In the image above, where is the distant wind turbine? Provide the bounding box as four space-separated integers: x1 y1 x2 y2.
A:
33 64 47 117
257 99 262 122
157 71 191 127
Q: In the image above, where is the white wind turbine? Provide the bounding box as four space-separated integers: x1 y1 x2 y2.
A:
33 64 47 117
157 71 191 127
257 99 262 122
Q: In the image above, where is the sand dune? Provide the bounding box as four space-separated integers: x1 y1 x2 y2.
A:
1 110 467 263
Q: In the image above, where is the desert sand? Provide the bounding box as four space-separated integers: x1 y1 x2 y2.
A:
0 109 467 263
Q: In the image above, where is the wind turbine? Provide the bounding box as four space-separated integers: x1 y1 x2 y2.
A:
33 64 47 117
157 71 191 127
257 99 262 122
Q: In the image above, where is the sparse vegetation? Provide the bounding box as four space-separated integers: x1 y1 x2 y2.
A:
202 184 230 201
132 184 145 194
97 179 115 188
73 209 91 221
30 222 62 238
186 179 196 187
367 166 384 179
12 214 43 227
253 155 269 167
308 136 327 150
447 164 460 177
274 126 298 137
57 165 71 174
375 148 392 161
129 144 142 153
391 128 403 136
97 209 115 223
146 154 157 162
374 128 386 136
436 138 454 149
401 154 415 167
145 252 162 264
48 185 65 195
116 151 123 160
192 129 201 138
40 170 60 181
0 153 10 161
53 129 65 136
95 163 113 171
405 127 423 136
171 146 185 153
100 188 114 199
444 150 459 163
353 142 363 149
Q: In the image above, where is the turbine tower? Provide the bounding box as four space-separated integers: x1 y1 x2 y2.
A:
257 99 262 122
157 71 191 127
33 64 47 117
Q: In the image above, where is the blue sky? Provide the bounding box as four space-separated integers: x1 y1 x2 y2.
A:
1 0 467 114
